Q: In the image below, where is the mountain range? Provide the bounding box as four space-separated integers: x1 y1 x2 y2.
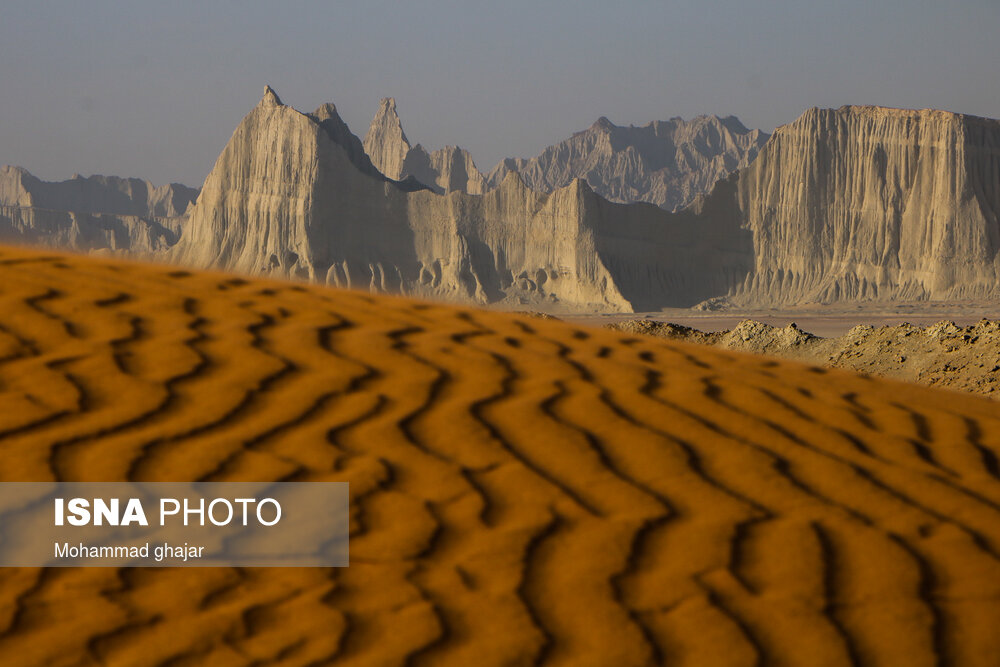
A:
362 97 769 211
2 88 998 313
0 165 197 253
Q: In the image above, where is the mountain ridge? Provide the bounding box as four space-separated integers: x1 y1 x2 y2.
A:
0 164 199 218
170 87 746 312
4 90 1000 314
362 97 486 195
360 97 769 211
723 103 1000 305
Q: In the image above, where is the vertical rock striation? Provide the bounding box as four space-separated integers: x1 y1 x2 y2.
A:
0 165 193 254
363 97 486 195
0 165 198 218
485 114 769 211
173 87 745 311
728 106 1000 305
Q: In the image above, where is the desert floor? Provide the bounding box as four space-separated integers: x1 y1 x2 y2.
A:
0 246 998 666
568 304 1000 338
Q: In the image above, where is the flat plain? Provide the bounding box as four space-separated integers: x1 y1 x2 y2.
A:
0 246 998 666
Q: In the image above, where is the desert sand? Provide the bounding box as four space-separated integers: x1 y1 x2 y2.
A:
0 245 998 665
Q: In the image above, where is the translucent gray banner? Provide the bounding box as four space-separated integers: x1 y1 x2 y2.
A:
0 482 349 567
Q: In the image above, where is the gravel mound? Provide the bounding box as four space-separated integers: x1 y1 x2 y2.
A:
608 318 1000 398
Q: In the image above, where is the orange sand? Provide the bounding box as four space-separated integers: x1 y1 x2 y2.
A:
0 246 997 666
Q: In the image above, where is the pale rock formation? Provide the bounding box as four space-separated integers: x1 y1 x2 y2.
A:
174 91 1000 311
172 87 747 311
21 89 988 313
725 106 1000 305
0 165 198 218
363 98 486 194
0 165 192 254
487 115 769 211
0 205 178 254
361 97 411 182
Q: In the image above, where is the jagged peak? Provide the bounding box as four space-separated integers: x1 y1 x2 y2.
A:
591 116 615 131
371 97 404 128
310 102 341 123
0 165 31 178
365 96 411 148
260 85 283 108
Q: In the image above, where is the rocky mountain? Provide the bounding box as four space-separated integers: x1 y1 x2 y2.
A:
362 98 485 195
361 99 768 211
172 87 748 312
486 114 770 211
0 205 179 254
170 90 1000 312
0 165 198 218
724 105 1000 306
10 89 995 314
0 165 195 254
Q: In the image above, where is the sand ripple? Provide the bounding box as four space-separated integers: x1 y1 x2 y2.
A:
0 248 997 665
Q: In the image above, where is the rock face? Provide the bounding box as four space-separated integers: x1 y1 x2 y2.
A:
0 165 198 218
726 106 1000 306
362 99 767 209
0 206 179 254
173 87 750 312
487 115 769 212
362 98 486 195
173 92 1000 311
0 165 193 254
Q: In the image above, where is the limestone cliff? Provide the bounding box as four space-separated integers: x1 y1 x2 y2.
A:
0 165 198 218
361 97 411 182
0 205 178 254
486 115 769 211
362 98 486 195
726 106 1000 305
172 87 744 311
0 165 192 254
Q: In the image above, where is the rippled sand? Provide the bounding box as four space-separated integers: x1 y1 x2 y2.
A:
0 246 998 666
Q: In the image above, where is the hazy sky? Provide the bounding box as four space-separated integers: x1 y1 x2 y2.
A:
1 0 997 187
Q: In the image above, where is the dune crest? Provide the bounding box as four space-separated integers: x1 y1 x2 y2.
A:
0 245 997 664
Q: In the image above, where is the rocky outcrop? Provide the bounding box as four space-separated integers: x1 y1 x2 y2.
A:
0 165 198 218
486 114 769 211
362 99 767 209
726 106 1000 306
0 205 179 254
361 97 411 183
362 98 486 194
609 318 1000 398
0 165 193 255
173 92 1000 312
172 87 749 312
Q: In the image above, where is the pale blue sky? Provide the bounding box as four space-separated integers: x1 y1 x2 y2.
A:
1 0 997 186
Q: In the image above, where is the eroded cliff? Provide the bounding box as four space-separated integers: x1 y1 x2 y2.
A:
0 165 198 218
727 106 1000 305
362 98 485 195
487 114 769 212
172 87 743 311
0 165 192 254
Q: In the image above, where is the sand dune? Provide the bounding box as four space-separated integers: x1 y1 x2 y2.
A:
0 246 998 665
